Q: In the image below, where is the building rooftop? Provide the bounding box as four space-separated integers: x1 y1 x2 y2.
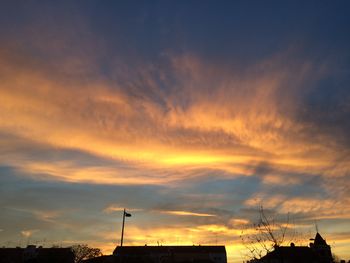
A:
114 245 226 255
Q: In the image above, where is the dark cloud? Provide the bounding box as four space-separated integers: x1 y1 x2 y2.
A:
297 73 350 148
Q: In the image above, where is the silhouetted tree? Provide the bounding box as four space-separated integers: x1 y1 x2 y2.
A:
240 206 296 260
332 253 340 263
72 244 102 263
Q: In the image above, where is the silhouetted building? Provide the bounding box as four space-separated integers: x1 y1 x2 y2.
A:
256 232 333 263
113 245 227 263
83 255 115 263
0 245 74 263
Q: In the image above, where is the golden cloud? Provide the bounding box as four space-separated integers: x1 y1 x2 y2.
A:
1 49 342 180
160 210 216 217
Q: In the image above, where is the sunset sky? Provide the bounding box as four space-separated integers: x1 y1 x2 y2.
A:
1 1 350 262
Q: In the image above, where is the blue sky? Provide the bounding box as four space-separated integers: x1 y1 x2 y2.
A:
1 1 350 262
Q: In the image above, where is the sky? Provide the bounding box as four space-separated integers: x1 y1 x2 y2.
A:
0 1 350 262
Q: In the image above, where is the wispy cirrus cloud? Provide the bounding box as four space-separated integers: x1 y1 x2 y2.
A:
1 47 346 177
103 205 143 214
160 210 216 217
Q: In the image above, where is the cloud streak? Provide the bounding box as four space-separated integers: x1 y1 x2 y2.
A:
160 210 216 217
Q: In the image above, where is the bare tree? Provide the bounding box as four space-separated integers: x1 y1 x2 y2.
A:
240 206 294 261
71 244 102 263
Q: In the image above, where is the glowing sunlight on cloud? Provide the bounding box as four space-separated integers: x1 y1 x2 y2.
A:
160 210 216 217
21 230 38 238
103 205 143 214
0 50 343 183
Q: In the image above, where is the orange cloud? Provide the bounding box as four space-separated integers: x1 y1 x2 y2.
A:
103 206 143 214
160 210 216 217
21 230 39 238
1 48 345 185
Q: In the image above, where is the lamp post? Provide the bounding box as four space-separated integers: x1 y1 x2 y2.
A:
120 208 131 247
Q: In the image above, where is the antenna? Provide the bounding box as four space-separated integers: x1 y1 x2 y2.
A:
315 220 319 233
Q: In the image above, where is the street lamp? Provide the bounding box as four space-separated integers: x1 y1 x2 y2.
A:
120 208 132 247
